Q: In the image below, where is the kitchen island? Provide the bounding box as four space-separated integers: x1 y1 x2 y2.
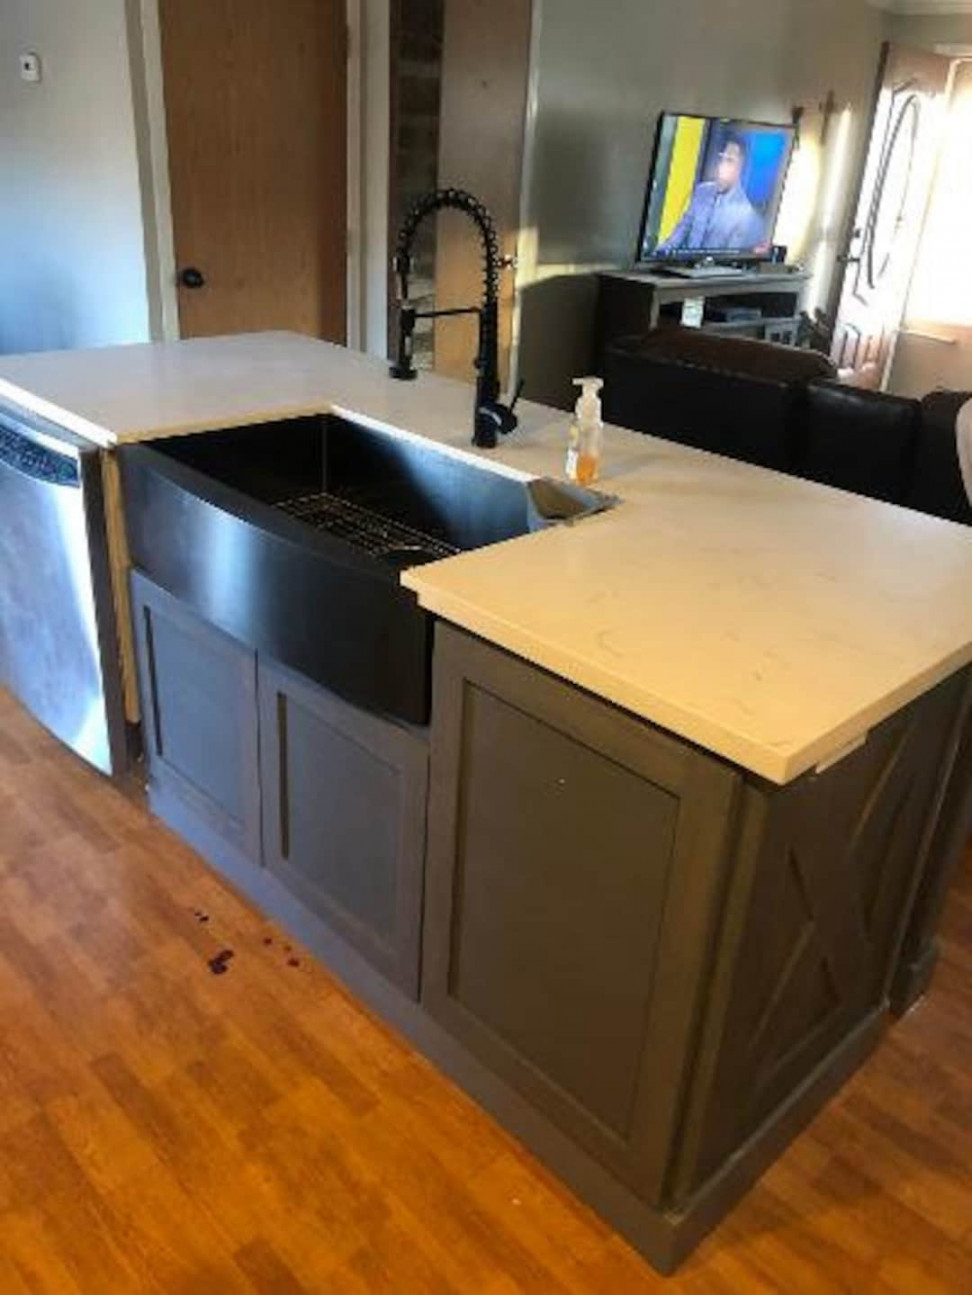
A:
0 332 971 1272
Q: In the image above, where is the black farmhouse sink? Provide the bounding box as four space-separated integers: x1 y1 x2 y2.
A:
120 414 541 724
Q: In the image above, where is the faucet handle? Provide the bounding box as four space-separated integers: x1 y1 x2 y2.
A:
389 304 418 382
392 251 413 302
474 404 503 449
474 395 519 448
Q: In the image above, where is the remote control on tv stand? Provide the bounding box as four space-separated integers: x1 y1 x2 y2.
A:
656 265 748 280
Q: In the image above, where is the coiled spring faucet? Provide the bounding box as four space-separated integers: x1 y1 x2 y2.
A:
389 188 520 449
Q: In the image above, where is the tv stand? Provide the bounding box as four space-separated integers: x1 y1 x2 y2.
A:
653 263 749 281
594 267 812 368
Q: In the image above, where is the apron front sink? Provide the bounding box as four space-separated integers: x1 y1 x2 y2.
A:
119 413 537 724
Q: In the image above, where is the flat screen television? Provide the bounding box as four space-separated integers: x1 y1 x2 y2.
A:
637 113 796 265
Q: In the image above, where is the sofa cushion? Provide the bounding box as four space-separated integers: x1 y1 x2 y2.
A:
796 381 920 504
634 327 837 384
905 391 972 525
604 338 796 471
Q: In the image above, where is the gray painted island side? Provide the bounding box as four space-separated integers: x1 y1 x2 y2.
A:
126 565 972 1273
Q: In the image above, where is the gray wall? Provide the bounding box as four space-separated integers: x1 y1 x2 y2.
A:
518 0 888 407
0 0 150 354
362 0 392 357
888 12 972 50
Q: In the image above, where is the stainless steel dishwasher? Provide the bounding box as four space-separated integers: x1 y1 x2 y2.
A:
0 401 127 775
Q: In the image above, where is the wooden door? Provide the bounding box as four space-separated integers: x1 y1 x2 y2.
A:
831 44 951 388
434 0 532 388
889 62 972 398
159 0 347 341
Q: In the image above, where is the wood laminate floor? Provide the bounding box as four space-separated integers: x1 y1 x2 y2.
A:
0 687 970 1292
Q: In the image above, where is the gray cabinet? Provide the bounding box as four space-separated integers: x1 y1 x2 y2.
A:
671 668 970 1203
891 697 972 1014
128 576 972 1272
130 574 428 995
422 624 741 1203
259 660 428 996
131 571 261 863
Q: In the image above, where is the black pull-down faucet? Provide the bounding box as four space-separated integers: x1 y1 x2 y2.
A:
389 188 520 449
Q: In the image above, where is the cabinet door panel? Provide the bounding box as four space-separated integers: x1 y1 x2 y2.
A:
131 571 261 861
423 626 740 1202
259 660 428 996
451 684 680 1136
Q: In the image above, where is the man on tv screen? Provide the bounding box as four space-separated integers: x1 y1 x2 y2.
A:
658 135 766 255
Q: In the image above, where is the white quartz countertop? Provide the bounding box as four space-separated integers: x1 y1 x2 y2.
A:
2 331 971 784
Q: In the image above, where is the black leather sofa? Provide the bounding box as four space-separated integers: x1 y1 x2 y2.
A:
603 330 972 526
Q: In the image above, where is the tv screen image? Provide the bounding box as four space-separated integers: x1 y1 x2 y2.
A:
638 113 795 263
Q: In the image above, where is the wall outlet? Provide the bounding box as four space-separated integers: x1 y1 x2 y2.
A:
19 52 42 84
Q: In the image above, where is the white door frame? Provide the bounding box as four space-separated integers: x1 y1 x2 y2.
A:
125 0 178 341
507 0 543 399
346 0 365 350
125 0 372 349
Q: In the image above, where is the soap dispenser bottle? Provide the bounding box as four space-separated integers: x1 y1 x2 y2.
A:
566 376 605 485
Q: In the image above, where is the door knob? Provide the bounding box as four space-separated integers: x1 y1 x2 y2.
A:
178 266 206 289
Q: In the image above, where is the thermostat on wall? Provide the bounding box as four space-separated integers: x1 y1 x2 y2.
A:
19 52 42 83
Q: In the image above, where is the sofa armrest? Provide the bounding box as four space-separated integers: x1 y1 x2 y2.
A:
905 391 972 525
795 381 920 504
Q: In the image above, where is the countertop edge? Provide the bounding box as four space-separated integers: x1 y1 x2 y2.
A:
403 576 972 785
0 377 116 446
4 335 971 788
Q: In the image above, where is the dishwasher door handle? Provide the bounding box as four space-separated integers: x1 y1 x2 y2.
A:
0 423 81 486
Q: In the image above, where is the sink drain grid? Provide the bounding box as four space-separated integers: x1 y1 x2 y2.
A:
276 490 458 566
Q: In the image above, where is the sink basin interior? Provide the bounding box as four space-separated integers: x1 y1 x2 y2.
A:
155 413 533 561
125 412 616 724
